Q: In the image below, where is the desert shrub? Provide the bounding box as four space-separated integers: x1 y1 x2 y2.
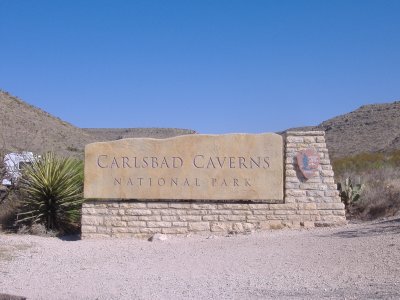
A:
17 152 84 234
336 167 400 219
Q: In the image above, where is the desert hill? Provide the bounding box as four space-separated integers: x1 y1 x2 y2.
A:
1 89 400 159
0 90 97 156
287 101 400 159
0 90 195 156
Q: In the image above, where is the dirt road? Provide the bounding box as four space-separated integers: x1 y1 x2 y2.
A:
1 218 400 299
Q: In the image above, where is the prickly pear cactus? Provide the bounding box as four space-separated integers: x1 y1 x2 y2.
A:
338 177 364 207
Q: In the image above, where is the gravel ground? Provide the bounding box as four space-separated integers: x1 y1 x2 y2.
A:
1 218 400 300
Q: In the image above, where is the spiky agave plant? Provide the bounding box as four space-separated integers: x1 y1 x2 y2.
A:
18 152 84 232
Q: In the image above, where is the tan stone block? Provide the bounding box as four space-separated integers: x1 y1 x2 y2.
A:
267 215 288 220
191 204 217 210
81 225 97 233
249 204 270 209
121 216 139 221
319 159 331 165
247 215 267 221
104 220 126 227
97 226 112 234
285 190 306 197
304 136 316 143
112 227 141 234
283 196 297 203
285 170 297 177
140 228 161 234
210 222 231 232
219 215 246 221
162 227 188 234
243 222 256 231
138 215 162 221
332 210 346 216
147 221 172 228
128 203 147 209
169 203 191 209
297 210 319 215
202 215 219 221
127 221 147 227
286 136 304 143
161 215 179 222
147 202 169 209
178 215 202 222
186 210 209 215
253 210 273 215
172 221 187 227
111 233 135 238
316 203 345 210
285 182 300 189
325 190 339 197
300 221 315 228
285 157 295 164
300 183 327 190
159 209 178 216
218 204 249 210
286 176 300 183
126 209 152 216
232 210 253 215
81 216 104 226
260 220 284 229
282 221 301 229
270 203 297 210
321 170 334 177
306 190 325 197
323 178 335 184
232 223 244 233
212 210 232 215
82 207 107 215
321 165 333 170
274 210 296 215
298 203 317 210
188 222 210 231
285 143 298 148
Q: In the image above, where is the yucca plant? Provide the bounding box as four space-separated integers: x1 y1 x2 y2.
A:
17 152 84 232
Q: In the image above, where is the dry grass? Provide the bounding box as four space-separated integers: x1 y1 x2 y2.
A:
335 164 400 220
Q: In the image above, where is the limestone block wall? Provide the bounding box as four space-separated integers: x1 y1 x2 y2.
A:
81 131 346 239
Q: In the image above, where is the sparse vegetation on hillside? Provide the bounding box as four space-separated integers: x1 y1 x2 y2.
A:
334 151 400 220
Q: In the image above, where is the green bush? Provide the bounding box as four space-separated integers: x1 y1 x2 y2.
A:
333 150 400 176
17 152 84 233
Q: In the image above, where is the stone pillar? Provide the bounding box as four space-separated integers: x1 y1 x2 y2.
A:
285 131 346 227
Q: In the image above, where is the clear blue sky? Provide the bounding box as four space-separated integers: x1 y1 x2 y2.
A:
1 0 399 133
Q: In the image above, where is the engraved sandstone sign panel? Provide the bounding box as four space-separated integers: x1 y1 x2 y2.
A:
84 133 283 201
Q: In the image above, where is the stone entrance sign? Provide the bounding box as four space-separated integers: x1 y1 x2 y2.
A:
84 133 284 201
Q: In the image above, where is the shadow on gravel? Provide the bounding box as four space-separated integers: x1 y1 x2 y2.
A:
329 218 400 238
58 234 81 241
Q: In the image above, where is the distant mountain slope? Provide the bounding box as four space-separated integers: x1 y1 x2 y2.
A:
0 90 96 156
84 128 196 141
2 89 399 160
0 90 196 156
288 101 400 159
